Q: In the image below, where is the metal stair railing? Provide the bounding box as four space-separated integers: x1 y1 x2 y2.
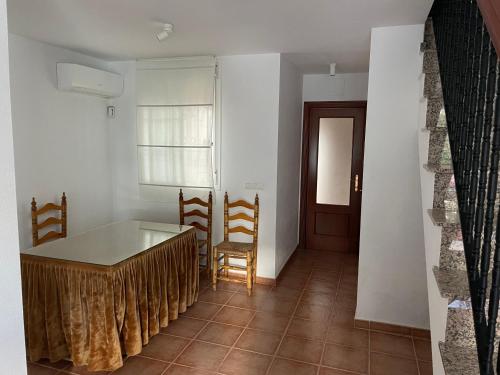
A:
431 0 500 373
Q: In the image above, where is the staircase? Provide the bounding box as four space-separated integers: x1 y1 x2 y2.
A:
419 18 481 375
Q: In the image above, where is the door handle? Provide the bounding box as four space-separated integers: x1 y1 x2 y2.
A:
354 174 361 192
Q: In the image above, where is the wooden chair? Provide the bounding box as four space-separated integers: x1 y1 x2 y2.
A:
179 189 213 277
212 192 259 296
31 192 67 247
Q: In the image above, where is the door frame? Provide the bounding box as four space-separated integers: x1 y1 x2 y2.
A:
298 100 368 249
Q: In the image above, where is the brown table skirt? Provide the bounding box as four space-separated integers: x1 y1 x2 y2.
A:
21 228 199 371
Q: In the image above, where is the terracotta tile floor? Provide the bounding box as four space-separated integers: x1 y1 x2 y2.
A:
28 250 432 375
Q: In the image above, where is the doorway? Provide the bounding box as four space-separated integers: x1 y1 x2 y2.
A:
299 101 367 252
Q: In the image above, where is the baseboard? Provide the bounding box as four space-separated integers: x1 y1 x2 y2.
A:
224 269 277 287
255 276 276 286
354 319 431 339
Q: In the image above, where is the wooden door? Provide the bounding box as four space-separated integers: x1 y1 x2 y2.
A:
300 102 366 252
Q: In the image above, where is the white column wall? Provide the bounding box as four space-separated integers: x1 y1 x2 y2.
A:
356 24 430 329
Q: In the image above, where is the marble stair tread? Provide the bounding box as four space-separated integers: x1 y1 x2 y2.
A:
439 342 480 375
434 264 496 303
425 18 435 38
423 21 437 51
446 304 500 349
428 209 460 226
424 72 442 99
424 163 454 174
422 126 447 133
445 305 477 347
426 99 447 129
439 248 467 272
433 266 470 301
421 40 436 52
423 50 439 74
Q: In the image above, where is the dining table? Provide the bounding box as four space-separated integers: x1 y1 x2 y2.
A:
20 220 199 372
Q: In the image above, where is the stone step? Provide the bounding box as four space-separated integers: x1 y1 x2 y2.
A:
424 71 443 100
433 266 470 301
439 342 480 374
424 19 437 50
424 50 440 75
433 172 458 211
428 209 460 227
434 264 496 304
424 163 454 174
424 18 433 35
421 40 436 53
439 227 466 271
422 127 447 133
428 130 451 166
446 302 500 349
424 100 455 210
445 304 477 347
426 97 447 129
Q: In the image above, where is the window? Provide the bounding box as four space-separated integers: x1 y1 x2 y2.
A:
136 57 217 189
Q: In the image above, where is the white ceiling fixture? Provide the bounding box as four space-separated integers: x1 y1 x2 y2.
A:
156 23 173 41
6 0 433 73
329 63 337 77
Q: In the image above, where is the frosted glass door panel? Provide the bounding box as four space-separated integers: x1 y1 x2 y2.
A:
316 118 354 205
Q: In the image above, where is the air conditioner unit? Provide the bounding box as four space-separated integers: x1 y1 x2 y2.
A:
56 63 123 98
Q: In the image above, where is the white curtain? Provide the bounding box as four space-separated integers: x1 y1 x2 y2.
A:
136 57 215 188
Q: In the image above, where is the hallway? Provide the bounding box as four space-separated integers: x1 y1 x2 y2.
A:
28 250 432 375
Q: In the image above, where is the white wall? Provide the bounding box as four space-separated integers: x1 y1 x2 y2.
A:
109 54 282 279
9 34 114 250
302 73 369 102
8 44 300 279
0 1 27 372
218 54 281 277
356 25 429 329
275 55 303 275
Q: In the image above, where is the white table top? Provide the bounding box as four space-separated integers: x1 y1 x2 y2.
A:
21 220 193 266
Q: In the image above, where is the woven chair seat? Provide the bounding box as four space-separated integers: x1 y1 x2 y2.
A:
215 241 254 255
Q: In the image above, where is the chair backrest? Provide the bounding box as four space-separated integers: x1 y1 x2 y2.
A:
31 192 67 247
179 189 213 249
223 192 259 247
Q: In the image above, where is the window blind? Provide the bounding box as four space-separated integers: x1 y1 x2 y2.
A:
136 57 216 188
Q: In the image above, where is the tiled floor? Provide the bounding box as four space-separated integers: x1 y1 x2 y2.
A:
28 250 433 375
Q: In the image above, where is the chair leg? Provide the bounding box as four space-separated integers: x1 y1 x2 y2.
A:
246 252 253 296
252 248 257 284
224 254 229 278
206 246 211 279
212 247 218 291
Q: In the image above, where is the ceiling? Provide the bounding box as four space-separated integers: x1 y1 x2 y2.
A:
6 0 433 73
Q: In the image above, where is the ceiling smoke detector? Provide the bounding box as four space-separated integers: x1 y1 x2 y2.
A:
157 23 174 41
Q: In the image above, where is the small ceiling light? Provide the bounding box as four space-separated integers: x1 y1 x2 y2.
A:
157 23 174 41
329 63 337 77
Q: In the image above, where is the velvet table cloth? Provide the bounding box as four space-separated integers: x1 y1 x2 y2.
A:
21 224 198 372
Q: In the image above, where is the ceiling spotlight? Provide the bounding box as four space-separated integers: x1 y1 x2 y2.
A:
157 23 173 41
329 63 337 77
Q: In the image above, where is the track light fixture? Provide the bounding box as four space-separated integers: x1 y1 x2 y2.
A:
157 23 174 41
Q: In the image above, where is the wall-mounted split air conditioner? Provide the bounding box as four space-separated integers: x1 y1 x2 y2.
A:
56 63 123 98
